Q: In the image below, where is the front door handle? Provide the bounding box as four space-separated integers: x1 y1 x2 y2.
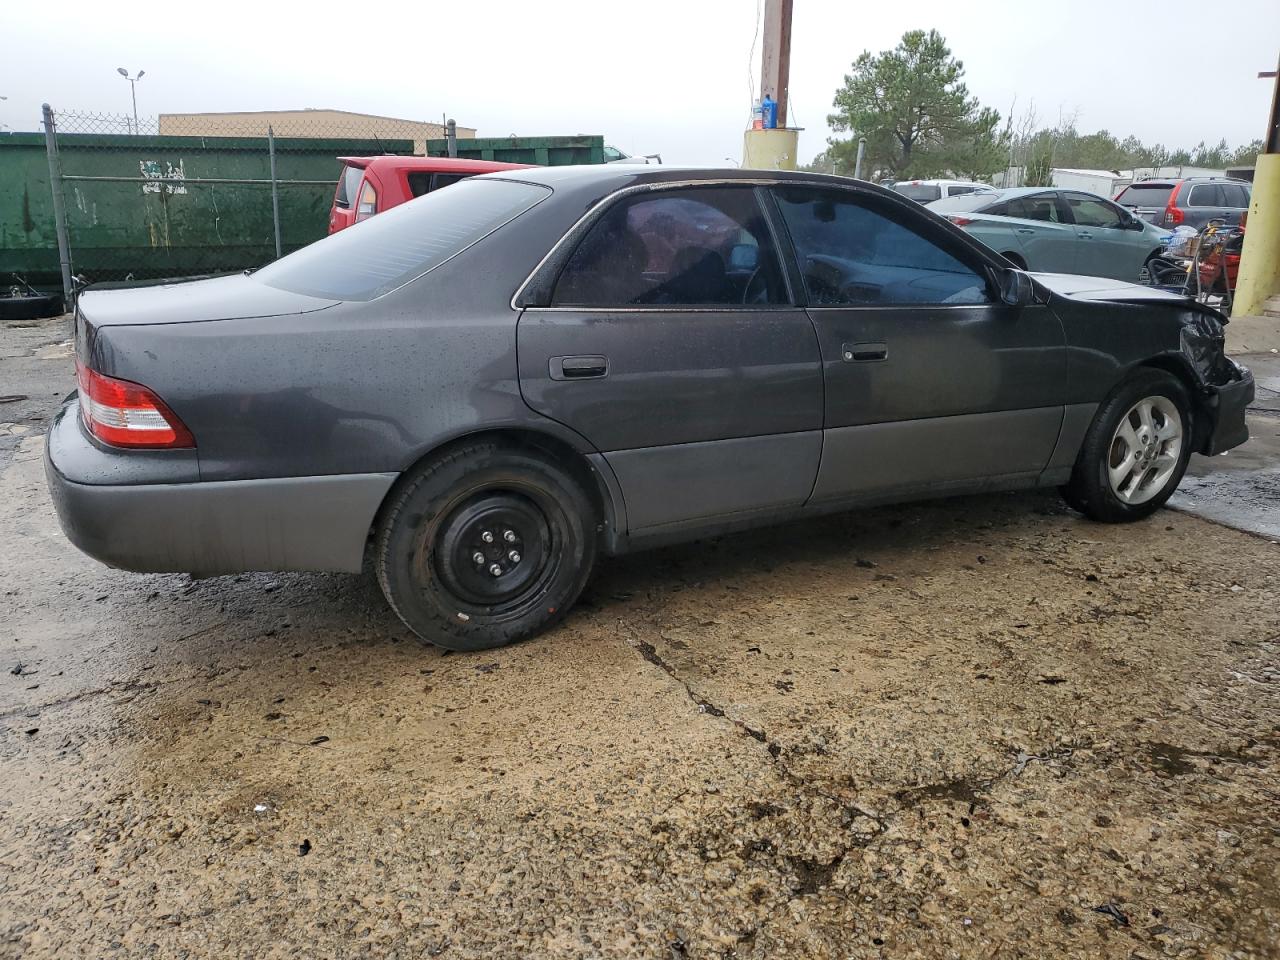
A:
549 355 609 380
1016 228 1035 235
1077 232 1094 240
841 341 887 363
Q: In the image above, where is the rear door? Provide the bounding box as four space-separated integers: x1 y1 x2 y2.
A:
1062 192 1143 280
770 184 1066 503
517 185 824 532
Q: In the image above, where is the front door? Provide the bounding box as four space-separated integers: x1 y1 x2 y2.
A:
1061 191 1142 281
769 184 1068 504
517 185 824 532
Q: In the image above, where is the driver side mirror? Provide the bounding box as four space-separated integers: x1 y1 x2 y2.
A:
998 268 1037 307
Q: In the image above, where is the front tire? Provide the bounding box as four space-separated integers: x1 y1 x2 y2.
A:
375 441 597 650
1061 369 1193 523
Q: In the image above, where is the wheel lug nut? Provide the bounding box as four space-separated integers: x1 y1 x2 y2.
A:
472 552 485 564
509 551 521 563
481 531 494 544
503 530 517 543
489 563 503 577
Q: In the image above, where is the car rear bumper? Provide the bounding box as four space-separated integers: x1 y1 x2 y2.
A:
1201 364 1254 456
44 398 396 575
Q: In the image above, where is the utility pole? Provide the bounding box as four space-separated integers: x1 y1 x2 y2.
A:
759 0 793 127
1232 52 1280 320
744 0 798 170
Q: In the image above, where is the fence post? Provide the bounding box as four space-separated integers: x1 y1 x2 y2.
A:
268 125 282 260
446 119 457 158
41 104 75 310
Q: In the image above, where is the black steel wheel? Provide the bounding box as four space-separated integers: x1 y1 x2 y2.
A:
375 441 597 650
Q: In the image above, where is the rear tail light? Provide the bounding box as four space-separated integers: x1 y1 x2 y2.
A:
355 181 378 222
946 215 975 226
75 359 194 449
1163 183 1184 226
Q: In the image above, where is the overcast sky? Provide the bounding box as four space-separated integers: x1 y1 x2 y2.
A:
5 0 1277 165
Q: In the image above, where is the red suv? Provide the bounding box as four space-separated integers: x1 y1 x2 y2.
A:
328 156 531 234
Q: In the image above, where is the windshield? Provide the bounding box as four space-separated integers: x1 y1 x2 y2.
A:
1115 183 1174 210
928 193 1001 213
254 178 550 301
892 183 943 202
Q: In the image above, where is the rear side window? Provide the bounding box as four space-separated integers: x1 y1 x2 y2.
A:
1006 194 1061 222
1187 184 1224 207
775 186 991 306
1115 183 1173 210
334 165 364 209
949 185 976 196
255 179 550 301
892 183 942 202
552 187 787 307
1222 183 1250 207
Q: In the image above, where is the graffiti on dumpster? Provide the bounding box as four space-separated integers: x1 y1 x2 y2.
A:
139 159 187 195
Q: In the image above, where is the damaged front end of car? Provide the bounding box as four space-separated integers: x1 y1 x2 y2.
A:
1173 305 1254 455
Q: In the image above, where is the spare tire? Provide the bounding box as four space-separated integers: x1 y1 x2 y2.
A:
0 293 64 322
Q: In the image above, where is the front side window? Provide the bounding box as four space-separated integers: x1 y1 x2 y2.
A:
774 186 991 306
552 187 787 307
1065 194 1124 228
255 178 549 301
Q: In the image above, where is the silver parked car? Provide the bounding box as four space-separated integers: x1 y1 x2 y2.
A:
929 187 1172 282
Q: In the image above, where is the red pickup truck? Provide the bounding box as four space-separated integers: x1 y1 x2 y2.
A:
328 156 531 234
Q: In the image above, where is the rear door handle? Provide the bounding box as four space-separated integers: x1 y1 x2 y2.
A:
1016 228 1035 235
549 355 609 380
1077 232 1094 240
841 341 887 363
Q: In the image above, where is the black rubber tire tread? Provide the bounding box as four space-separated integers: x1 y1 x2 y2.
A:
1061 368 1193 523
375 441 597 651
0 294 62 322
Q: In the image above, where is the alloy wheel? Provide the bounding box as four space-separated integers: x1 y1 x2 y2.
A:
1107 395 1183 505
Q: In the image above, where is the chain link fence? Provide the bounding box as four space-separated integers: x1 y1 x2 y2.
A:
2 107 606 307
37 107 412 296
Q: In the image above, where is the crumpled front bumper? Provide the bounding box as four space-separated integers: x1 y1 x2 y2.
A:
1200 361 1254 456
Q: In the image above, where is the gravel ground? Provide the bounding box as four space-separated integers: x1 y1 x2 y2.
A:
2 315 1278 959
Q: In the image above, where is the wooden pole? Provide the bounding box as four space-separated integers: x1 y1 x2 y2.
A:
760 0 793 127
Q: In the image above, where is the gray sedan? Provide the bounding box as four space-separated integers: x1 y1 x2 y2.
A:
46 167 1253 650
929 187 1173 282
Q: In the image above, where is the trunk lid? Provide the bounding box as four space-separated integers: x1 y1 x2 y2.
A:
77 273 340 327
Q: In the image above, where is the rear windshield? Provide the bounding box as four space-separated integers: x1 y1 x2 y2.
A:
254 178 550 301
892 183 942 202
1115 183 1173 209
928 193 999 213
334 164 364 209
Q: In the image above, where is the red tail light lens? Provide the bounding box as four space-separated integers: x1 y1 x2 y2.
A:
946 215 975 226
75 359 195 449
1163 182 1184 226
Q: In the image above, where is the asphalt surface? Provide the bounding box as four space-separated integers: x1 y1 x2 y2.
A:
2 314 1278 959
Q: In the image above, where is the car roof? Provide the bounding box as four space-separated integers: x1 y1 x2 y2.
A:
483 164 899 194
338 156 531 174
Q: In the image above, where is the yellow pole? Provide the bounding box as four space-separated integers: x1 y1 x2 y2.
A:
1233 153 1280 317
743 128 799 170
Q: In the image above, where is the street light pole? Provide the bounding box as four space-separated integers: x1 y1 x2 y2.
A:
116 68 145 134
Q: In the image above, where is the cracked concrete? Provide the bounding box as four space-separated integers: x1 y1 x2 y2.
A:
2 316 1279 958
